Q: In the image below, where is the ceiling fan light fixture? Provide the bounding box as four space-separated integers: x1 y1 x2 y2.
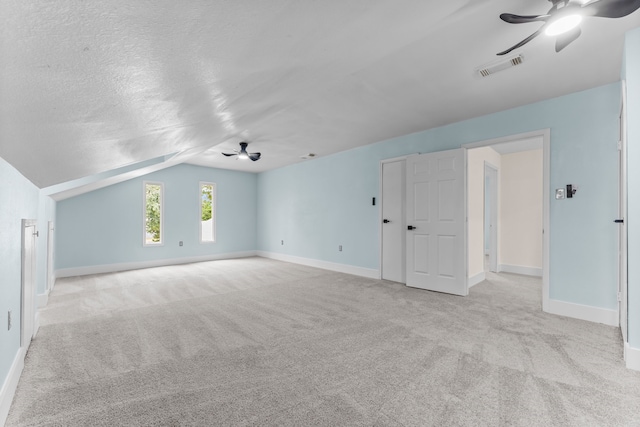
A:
545 14 582 36
222 141 261 161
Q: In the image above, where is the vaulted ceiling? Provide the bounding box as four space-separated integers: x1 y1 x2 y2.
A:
1 0 639 195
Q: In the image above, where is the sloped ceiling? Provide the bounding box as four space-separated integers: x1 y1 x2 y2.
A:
1 0 639 192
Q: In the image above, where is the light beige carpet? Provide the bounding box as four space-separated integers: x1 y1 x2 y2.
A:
7 257 640 426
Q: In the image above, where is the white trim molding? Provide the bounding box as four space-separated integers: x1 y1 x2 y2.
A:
468 272 486 288
55 251 257 278
37 290 49 308
0 349 25 426
545 298 618 326
625 343 640 371
258 251 379 279
498 264 543 277
33 312 40 338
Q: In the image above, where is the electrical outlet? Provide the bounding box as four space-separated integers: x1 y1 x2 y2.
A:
281 240 284 245
7 310 11 331
339 245 342 252
179 241 183 246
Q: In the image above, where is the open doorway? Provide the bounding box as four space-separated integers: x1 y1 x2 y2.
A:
465 130 549 307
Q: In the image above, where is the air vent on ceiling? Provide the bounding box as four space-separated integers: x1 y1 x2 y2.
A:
476 54 523 78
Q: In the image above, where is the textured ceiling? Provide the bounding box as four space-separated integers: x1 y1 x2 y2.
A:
1 0 639 189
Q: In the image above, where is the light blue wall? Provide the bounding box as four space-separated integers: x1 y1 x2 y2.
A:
56 164 257 269
625 27 640 348
258 83 621 311
0 157 55 399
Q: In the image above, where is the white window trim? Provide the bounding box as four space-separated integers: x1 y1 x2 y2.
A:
143 181 164 247
199 181 216 243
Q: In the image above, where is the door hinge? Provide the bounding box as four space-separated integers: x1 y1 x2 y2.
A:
618 292 622 302
617 140 622 151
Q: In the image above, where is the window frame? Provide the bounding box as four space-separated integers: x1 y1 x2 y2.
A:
199 181 216 243
143 181 164 246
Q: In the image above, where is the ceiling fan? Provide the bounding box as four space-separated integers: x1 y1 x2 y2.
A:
497 0 640 55
222 142 261 161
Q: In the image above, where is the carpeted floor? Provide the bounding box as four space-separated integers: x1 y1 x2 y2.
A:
7 257 640 426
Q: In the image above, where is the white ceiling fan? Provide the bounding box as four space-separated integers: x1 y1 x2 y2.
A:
497 0 640 55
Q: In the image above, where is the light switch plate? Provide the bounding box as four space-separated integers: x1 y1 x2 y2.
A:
555 188 565 200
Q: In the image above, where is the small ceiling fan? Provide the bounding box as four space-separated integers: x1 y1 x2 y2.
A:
497 0 640 55
222 142 261 161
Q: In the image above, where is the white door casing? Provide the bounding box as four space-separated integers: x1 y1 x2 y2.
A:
381 160 406 283
21 219 37 348
619 80 628 341
485 163 498 273
47 221 55 292
406 149 467 296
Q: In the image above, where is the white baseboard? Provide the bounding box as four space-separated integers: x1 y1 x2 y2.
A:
0 348 25 427
498 264 543 277
33 312 40 339
37 291 49 308
545 298 618 326
468 272 485 288
55 251 257 278
625 343 640 371
257 251 379 279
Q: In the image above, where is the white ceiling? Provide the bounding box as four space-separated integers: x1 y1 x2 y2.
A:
1 1 639 192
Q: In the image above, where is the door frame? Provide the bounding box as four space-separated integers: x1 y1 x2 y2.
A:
619 80 628 341
379 155 408 280
463 129 550 308
47 221 55 292
21 219 37 348
484 162 499 273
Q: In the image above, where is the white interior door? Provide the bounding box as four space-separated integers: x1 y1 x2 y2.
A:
381 160 405 283
618 81 628 341
21 220 37 348
406 149 467 295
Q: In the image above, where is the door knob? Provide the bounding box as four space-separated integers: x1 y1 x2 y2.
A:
383 219 390 223
407 225 416 230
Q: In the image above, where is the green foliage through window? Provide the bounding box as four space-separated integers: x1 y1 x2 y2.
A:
200 183 215 242
201 185 213 221
145 183 162 244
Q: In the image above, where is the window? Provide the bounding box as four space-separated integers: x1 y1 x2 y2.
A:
144 182 163 245
200 182 215 242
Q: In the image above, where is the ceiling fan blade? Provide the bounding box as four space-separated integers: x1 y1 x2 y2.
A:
585 0 640 18
555 26 581 52
497 28 543 55
500 13 549 24
249 153 261 161
221 152 237 157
